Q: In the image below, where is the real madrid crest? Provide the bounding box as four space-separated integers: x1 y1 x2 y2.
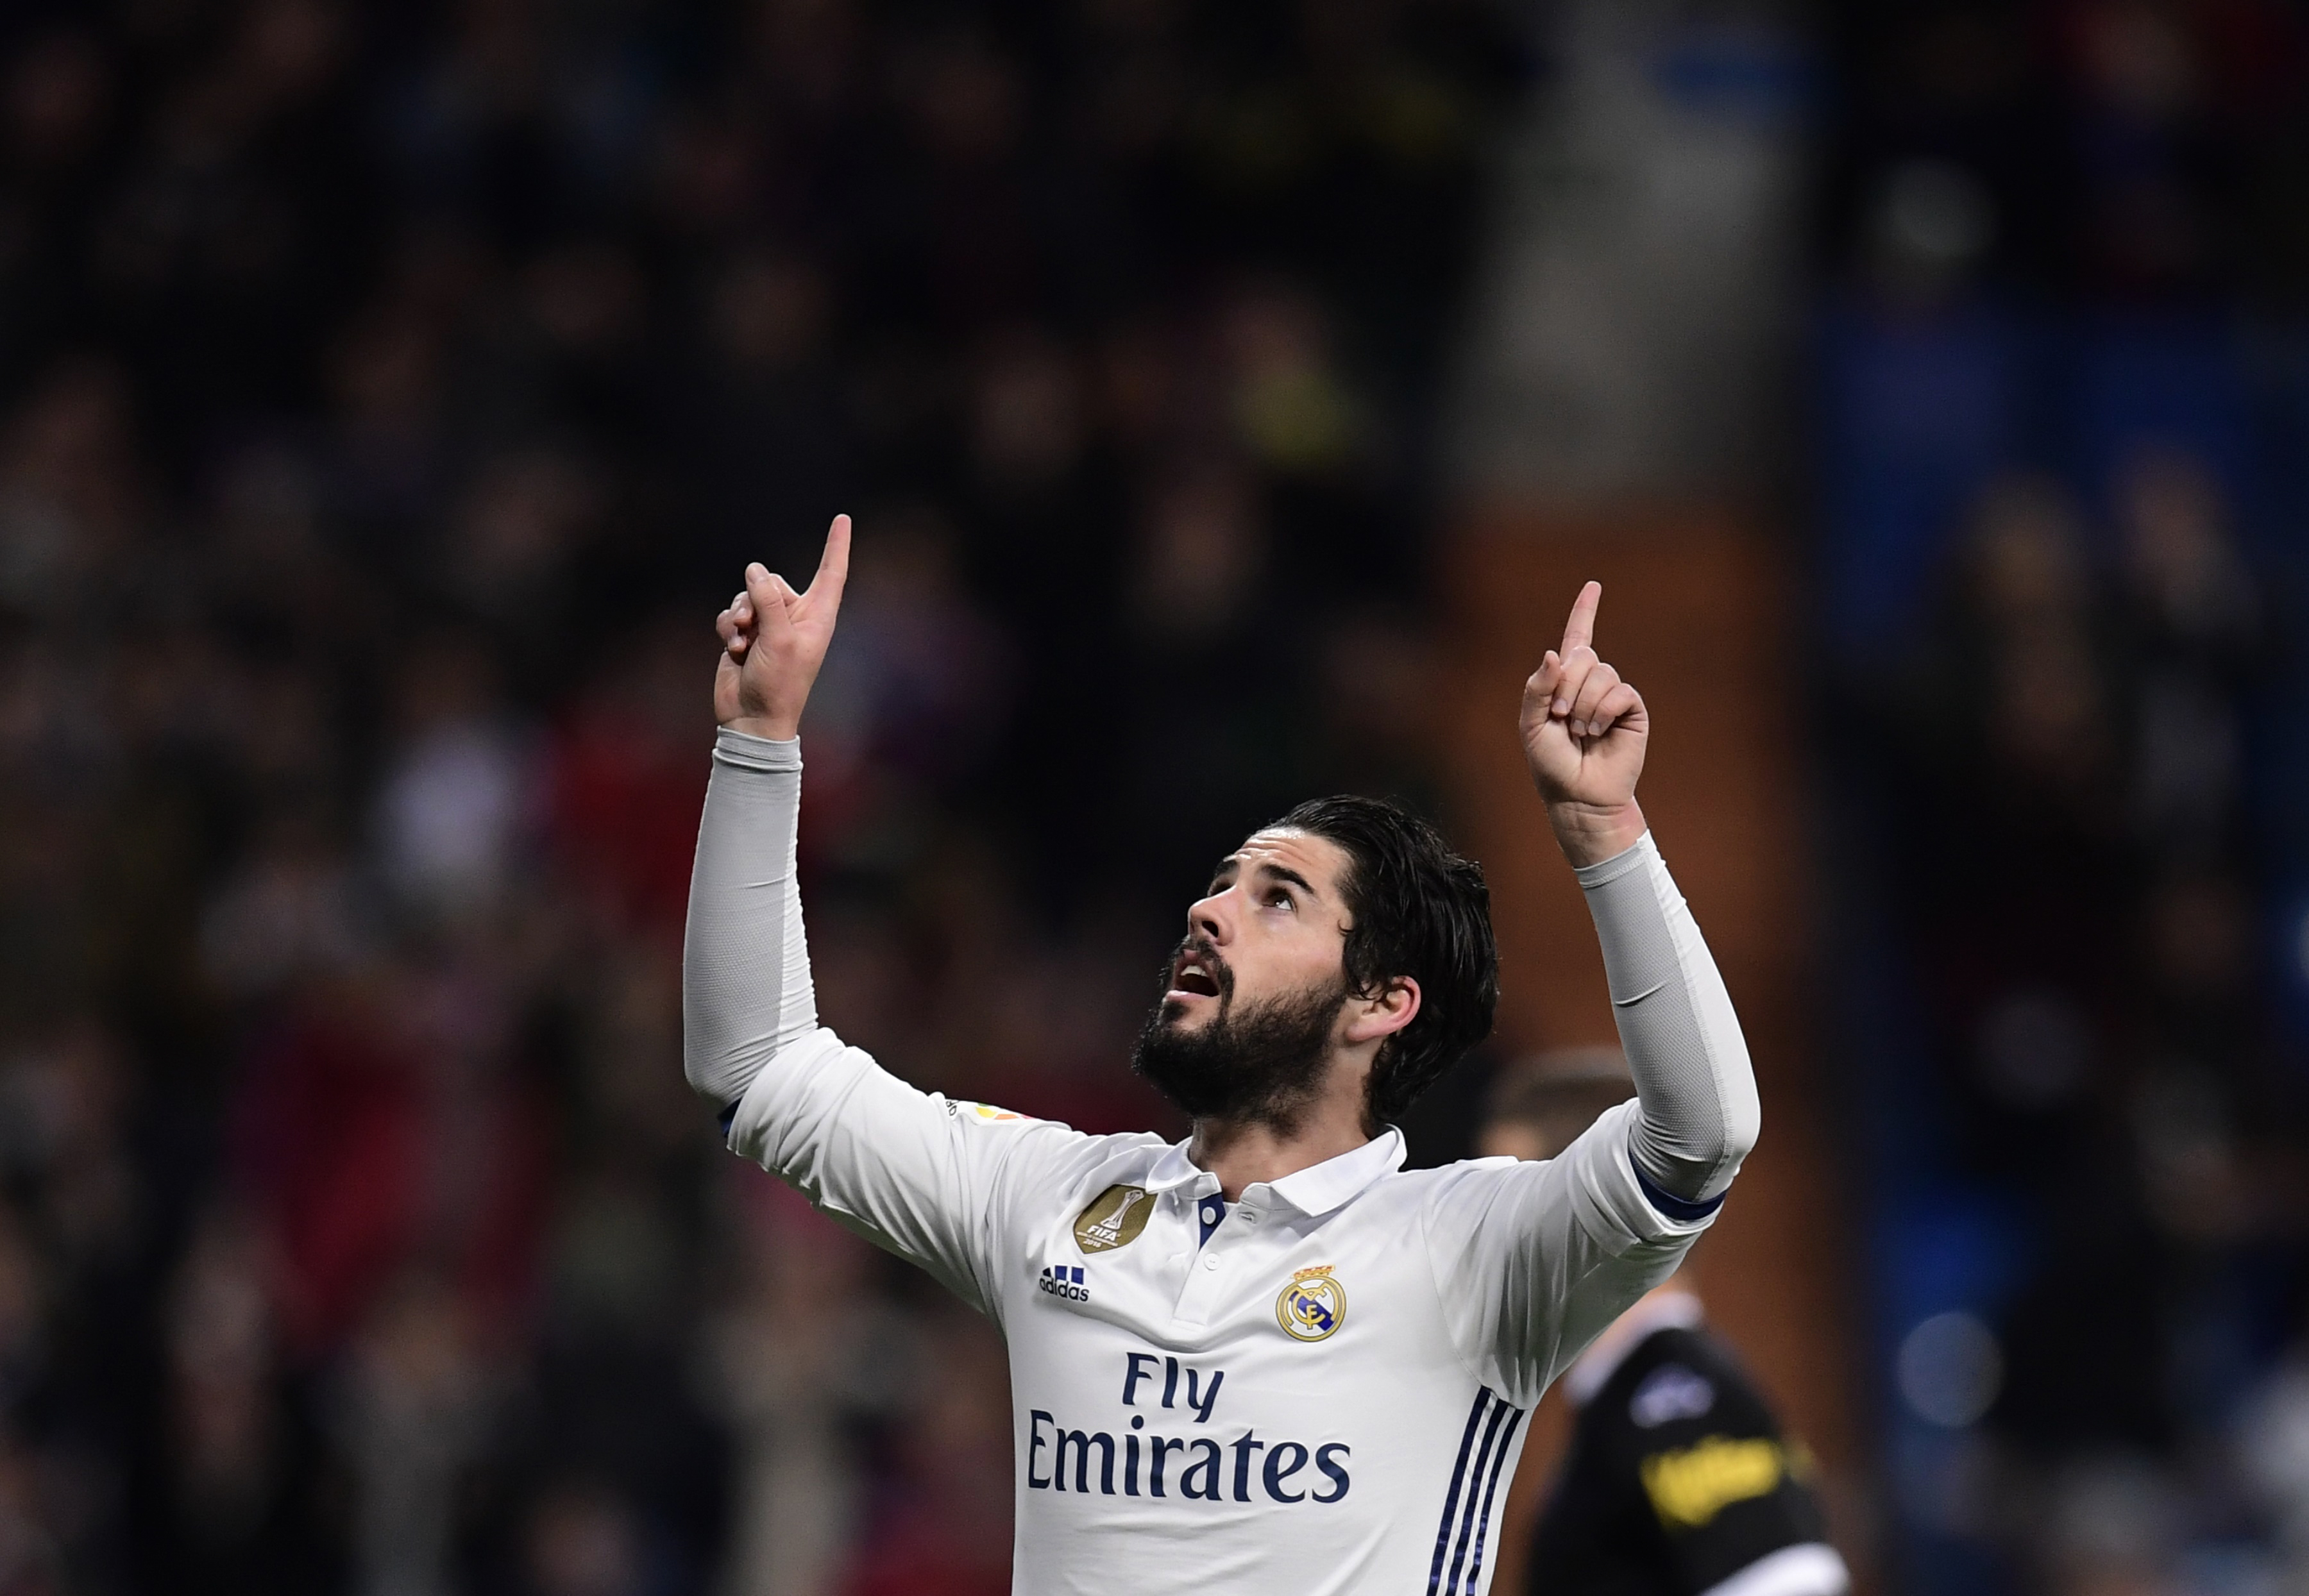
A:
1276 1265 1346 1342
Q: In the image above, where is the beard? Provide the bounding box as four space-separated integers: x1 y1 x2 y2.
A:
1130 939 1345 1132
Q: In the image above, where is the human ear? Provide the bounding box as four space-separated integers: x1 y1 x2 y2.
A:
1341 977 1420 1045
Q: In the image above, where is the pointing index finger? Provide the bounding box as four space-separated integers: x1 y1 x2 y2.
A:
1560 580 1602 655
808 512 852 603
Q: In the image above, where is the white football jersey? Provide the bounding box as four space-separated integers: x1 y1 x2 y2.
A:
725 1030 1718 1596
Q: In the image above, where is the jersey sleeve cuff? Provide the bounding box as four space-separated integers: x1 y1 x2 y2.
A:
1562 1099 1723 1254
1573 830 1656 892
1633 1158 1727 1222
714 727 802 772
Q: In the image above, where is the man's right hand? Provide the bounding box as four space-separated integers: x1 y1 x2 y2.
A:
715 514 851 741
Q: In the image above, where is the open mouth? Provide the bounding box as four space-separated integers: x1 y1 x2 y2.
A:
1169 949 1224 1000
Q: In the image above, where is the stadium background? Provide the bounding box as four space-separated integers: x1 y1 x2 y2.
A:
2 1 2307 1593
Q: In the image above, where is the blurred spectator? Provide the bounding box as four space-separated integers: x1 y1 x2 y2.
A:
710 1187 911 1596
543 616 715 941
2112 446 2264 859
373 635 539 927
521 1480 646 1596
838 1296 1013 1596
337 1275 493 1596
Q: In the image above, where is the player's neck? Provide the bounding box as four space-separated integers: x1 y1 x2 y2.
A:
1188 1084 1375 1201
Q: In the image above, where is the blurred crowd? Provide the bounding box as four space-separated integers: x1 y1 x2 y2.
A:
1856 452 2301 1596
1821 4 2309 1595
1827 0 2309 309
0 2 1519 1592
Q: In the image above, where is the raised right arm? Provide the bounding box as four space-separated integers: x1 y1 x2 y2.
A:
681 727 818 1113
682 519 849 1109
681 717 1009 1306
677 520 1101 1314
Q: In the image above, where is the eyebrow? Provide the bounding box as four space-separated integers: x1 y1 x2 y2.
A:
1212 857 1319 898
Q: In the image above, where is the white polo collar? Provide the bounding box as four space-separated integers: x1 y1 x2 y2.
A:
1142 1126 1408 1217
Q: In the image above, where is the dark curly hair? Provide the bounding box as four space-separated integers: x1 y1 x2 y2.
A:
1271 795 1499 1132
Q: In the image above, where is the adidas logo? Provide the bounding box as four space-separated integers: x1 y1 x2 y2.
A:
1038 1265 1089 1302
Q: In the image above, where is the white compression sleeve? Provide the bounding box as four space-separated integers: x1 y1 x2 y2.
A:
1575 832 1760 1204
682 728 820 1110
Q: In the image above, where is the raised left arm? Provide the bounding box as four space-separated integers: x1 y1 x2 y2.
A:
1519 583 1759 1208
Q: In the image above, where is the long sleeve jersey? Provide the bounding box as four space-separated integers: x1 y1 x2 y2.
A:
682 729 1761 1596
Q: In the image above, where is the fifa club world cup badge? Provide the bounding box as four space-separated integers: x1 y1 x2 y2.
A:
1073 1185 1153 1254
1276 1265 1346 1342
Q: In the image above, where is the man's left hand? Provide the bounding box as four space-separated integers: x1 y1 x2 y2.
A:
1519 581 1649 867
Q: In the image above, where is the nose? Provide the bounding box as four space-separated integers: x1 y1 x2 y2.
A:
1188 887 1228 946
